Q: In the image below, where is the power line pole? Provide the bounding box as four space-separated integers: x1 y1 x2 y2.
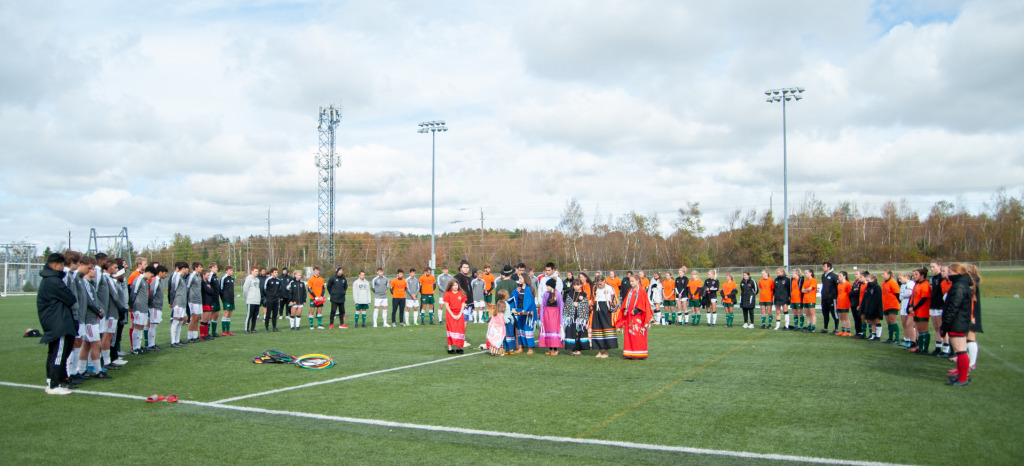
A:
267 206 273 267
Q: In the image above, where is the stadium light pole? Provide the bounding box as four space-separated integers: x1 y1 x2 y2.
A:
765 87 804 274
418 120 448 271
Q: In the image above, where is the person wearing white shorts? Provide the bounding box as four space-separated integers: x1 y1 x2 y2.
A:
130 267 154 354
371 268 390 328
406 269 421 326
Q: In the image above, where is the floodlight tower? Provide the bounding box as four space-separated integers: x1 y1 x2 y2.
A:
418 120 448 270
316 104 342 265
765 87 805 274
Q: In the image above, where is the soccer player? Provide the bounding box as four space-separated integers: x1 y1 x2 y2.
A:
436 266 453 324
703 270 720 326
242 266 261 333
739 271 758 328
97 260 127 368
789 270 803 330
130 265 154 354
757 270 774 329
371 268 390 328
606 270 622 301
289 269 307 330
325 266 348 328
801 269 818 332
305 267 324 329
168 262 188 346
772 268 791 331
928 260 949 356
861 273 884 341
147 265 168 351
470 269 486 324
263 268 282 332
185 262 203 343
908 268 932 354
820 262 840 334
662 272 676 325
481 265 495 320
352 271 371 327
390 269 408 326
897 272 914 347
851 270 867 338
687 271 703 325
219 266 236 335
721 274 738 327
674 268 689 325
406 268 420 325
836 272 854 336
880 270 901 343
419 266 437 324
278 267 292 321
207 263 221 337
647 271 662 325
75 257 109 378
38 252 77 395
200 269 217 340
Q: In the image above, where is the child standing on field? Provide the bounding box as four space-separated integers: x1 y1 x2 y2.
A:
486 290 509 356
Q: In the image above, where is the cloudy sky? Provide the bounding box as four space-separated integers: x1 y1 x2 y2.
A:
2 0 1022 252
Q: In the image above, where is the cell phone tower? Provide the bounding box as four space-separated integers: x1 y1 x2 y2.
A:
316 104 342 265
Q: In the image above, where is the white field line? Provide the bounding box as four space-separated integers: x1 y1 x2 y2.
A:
980 346 1024 375
1 380 908 466
211 351 484 404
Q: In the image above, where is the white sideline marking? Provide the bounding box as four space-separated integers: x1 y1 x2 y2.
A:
211 351 484 404
981 346 1024 375
1 380 908 465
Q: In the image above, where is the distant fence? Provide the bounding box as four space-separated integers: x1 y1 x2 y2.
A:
596 260 1024 278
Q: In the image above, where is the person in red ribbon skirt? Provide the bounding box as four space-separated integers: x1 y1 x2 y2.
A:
442 279 468 354
616 274 654 359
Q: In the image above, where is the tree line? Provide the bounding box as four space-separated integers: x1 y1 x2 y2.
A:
135 188 1024 273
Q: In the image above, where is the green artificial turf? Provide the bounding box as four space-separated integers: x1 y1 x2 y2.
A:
2 294 1022 465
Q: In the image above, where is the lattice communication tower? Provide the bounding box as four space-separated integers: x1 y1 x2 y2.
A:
316 104 342 264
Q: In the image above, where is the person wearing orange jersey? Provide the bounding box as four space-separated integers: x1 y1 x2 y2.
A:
306 267 326 328
639 271 650 292
757 270 774 329
789 270 802 330
662 272 677 325
606 271 622 298
418 267 437 324
481 265 495 319
389 269 408 327
687 271 703 325
720 274 738 327
880 270 902 343
801 269 818 332
836 272 853 336
907 268 932 353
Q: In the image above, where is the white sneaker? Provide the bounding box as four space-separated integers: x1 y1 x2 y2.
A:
373 324 378 328
317 326 324 329
45 386 72 395
113 358 128 366
383 323 391 328
774 324 780 330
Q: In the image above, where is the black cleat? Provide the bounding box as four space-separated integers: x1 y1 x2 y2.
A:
94 371 113 379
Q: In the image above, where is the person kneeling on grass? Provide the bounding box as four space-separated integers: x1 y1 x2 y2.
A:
485 290 509 356
442 280 468 354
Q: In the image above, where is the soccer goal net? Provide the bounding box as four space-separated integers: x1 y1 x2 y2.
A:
1 262 43 297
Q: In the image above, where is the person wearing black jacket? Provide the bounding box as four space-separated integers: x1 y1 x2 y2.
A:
860 274 884 341
849 271 864 338
820 262 839 334
620 271 633 302
38 253 78 395
219 266 236 335
739 272 758 329
263 268 282 332
326 266 348 328
772 268 791 331
942 264 975 386
455 260 473 319
702 270 720 326
278 267 292 323
674 268 689 325
200 270 217 341
208 263 221 337
928 260 949 356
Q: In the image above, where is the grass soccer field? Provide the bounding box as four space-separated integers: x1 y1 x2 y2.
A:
2 295 1022 465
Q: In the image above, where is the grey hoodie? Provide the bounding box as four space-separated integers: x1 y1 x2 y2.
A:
74 274 102 325
132 276 150 314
